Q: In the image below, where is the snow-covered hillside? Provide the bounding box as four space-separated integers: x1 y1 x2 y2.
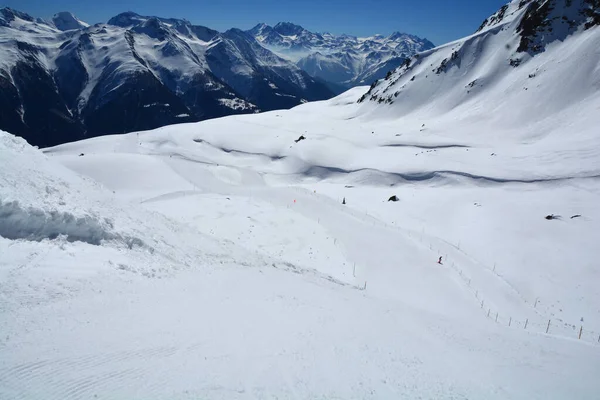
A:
249 22 434 90
0 8 332 147
1 1 599 398
359 0 600 123
2 81 599 397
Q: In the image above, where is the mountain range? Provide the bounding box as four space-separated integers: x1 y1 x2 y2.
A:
249 22 435 90
0 8 432 147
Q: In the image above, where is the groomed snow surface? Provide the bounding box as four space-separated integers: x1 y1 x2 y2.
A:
1 80 599 398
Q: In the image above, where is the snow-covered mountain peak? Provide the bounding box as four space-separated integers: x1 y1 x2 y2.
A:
273 21 306 36
475 0 528 33
130 16 171 40
0 7 35 25
107 11 219 42
51 11 89 31
106 11 148 28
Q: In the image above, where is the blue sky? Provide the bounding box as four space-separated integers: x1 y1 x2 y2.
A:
3 0 508 44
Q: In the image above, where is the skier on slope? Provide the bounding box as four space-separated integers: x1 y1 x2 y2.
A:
438 256 443 265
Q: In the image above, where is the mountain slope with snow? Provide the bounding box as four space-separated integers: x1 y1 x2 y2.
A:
0 9 333 147
249 22 435 90
1 1 599 398
358 0 600 121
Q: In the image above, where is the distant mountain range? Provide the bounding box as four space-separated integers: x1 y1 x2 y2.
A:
248 22 435 90
0 8 433 147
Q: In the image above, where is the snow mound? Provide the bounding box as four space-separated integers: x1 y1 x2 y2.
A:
0 130 242 279
0 200 145 248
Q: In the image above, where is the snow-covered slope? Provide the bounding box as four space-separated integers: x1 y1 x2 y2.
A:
2 1 599 398
249 22 435 90
3 79 599 397
358 0 600 123
0 8 333 147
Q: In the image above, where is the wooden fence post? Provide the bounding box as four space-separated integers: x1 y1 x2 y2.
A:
546 319 551 334
579 326 583 340
524 319 528 329
481 300 484 309
495 312 498 323
509 317 512 327
487 309 491 318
